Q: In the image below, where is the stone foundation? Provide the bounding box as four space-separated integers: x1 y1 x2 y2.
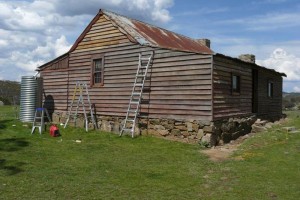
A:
52 112 263 146
211 116 257 146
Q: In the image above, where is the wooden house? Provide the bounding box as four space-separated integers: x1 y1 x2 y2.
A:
38 9 286 143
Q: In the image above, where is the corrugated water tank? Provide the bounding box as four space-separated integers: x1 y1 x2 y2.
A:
19 76 43 122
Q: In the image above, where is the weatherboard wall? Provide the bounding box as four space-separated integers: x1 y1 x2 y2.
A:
40 54 69 112
212 54 253 120
256 69 283 119
41 14 213 121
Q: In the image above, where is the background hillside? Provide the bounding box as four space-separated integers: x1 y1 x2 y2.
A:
282 92 300 110
0 80 20 105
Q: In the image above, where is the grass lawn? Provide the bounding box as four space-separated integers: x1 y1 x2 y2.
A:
1 106 300 199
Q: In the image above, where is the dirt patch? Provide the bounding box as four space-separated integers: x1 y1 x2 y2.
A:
201 133 254 162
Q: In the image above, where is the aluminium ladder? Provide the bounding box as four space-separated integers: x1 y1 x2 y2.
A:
120 52 153 138
31 108 51 134
64 82 97 132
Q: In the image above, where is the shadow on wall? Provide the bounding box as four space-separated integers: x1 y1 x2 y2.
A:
43 95 54 121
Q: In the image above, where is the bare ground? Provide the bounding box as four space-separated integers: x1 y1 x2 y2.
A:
201 133 254 162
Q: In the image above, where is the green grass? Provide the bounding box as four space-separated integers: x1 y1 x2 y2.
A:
1 105 300 199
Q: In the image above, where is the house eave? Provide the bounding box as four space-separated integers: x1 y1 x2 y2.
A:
215 53 286 77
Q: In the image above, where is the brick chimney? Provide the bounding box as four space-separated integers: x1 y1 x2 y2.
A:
196 39 211 48
238 54 255 63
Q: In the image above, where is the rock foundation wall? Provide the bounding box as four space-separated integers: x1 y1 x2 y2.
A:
53 112 261 145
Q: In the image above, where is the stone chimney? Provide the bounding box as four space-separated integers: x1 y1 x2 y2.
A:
238 54 256 64
196 39 211 48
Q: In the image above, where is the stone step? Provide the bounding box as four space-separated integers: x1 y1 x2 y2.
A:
282 126 296 132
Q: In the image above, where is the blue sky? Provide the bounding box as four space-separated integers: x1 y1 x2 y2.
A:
0 0 299 92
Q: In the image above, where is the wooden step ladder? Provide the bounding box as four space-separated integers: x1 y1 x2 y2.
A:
120 52 153 138
64 81 97 132
31 108 51 134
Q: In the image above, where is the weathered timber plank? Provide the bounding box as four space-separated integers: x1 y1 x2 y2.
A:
72 42 137 53
90 103 212 111
102 79 212 85
85 32 125 42
76 39 130 50
89 80 211 87
104 72 212 80
84 89 211 96
84 29 121 37
214 66 251 76
79 35 128 47
90 99 212 105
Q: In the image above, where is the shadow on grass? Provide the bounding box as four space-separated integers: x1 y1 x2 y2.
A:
0 138 29 152
0 159 26 175
0 137 29 175
0 119 14 130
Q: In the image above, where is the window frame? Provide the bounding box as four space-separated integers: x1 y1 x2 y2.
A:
231 73 241 95
90 54 104 87
268 80 274 98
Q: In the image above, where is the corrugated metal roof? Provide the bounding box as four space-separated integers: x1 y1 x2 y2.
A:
38 9 285 77
103 10 213 54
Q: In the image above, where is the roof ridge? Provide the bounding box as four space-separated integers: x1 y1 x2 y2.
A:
101 9 213 54
101 9 201 44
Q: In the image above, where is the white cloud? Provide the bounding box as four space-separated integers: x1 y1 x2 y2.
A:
248 12 300 31
257 48 300 81
294 86 300 92
174 7 228 17
54 36 72 57
0 39 8 47
10 35 71 71
218 12 300 31
0 0 174 81
50 0 173 23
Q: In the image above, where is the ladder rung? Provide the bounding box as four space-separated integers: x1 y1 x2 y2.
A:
132 92 141 96
128 110 137 113
136 74 145 77
122 128 133 132
140 58 150 61
134 83 143 87
130 101 139 104
127 119 135 122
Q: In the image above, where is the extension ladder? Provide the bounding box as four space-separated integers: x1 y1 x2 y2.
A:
64 82 97 132
31 108 51 134
120 52 153 137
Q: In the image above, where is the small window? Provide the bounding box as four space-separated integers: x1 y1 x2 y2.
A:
232 74 240 94
91 55 104 86
268 81 273 98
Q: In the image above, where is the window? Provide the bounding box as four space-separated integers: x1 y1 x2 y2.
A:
232 74 240 94
91 55 104 86
268 81 274 98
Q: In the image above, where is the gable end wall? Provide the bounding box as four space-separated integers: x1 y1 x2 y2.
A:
41 14 214 121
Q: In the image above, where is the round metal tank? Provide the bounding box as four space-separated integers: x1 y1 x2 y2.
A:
19 76 43 122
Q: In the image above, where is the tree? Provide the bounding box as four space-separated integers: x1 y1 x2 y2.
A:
0 96 11 105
